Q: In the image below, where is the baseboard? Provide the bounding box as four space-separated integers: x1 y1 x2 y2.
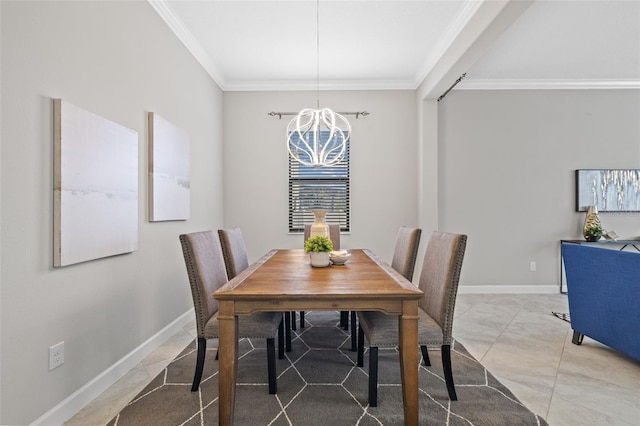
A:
31 309 194 426
458 285 559 294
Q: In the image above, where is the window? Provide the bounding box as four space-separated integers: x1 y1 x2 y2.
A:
288 131 350 232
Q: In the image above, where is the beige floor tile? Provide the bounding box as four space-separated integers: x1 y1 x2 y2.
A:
559 334 640 391
552 369 640 425
547 393 637 426
480 341 559 395
497 376 552 420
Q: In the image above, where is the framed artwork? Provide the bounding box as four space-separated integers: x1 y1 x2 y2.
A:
53 99 138 267
575 169 640 212
148 113 190 221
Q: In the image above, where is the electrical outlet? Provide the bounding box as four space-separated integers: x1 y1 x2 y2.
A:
49 341 64 370
529 261 537 272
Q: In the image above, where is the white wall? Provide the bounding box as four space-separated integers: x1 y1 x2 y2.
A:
0 2 223 424
438 89 640 290
223 90 419 263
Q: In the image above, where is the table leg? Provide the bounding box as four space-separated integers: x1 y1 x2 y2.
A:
398 300 419 426
218 301 238 426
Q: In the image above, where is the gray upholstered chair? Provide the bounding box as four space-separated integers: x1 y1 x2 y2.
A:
217 227 249 280
179 230 284 394
218 227 292 351
357 231 467 406
349 227 422 351
302 224 343 329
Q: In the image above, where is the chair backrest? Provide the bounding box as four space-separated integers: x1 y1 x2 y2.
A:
304 224 341 250
391 227 422 281
179 231 228 338
217 227 250 279
418 231 467 343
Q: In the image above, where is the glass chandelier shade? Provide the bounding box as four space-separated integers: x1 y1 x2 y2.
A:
287 107 350 167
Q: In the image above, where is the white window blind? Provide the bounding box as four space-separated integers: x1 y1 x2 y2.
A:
288 131 350 232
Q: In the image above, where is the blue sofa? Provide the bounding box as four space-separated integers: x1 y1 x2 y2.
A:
561 243 640 361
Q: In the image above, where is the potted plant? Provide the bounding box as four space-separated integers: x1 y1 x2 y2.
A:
304 235 333 267
584 224 603 242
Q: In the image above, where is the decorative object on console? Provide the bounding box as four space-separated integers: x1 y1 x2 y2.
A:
583 205 603 241
575 169 640 212
583 224 603 242
304 235 333 267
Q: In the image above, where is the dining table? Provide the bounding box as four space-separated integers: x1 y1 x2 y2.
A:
213 248 424 426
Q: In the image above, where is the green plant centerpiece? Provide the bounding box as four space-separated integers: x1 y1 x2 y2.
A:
304 235 334 253
304 235 333 267
583 224 603 242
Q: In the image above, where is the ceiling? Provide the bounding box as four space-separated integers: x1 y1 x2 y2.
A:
150 0 640 95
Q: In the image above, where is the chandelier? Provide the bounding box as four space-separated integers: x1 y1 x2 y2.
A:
287 108 350 167
287 0 350 168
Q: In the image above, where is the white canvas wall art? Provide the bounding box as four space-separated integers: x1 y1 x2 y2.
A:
148 112 190 221
53 99 138 267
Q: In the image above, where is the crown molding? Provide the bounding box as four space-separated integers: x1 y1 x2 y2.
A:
413 0 484 88
147 0 226 89
223 79 417 92
457 79 640 90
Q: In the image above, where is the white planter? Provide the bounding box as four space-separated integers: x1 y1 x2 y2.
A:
310 251 331 267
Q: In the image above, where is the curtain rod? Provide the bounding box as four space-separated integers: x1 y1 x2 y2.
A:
268 111 370 119
437 73 466 102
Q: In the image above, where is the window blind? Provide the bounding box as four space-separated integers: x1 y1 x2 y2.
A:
288 131 350 232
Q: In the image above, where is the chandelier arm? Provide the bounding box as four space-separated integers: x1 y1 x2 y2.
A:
290 112 319 163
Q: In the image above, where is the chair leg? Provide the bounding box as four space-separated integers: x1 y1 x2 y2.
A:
284 312 292 352
357 324 365 367
340 311 349 330
300 311 305 328
191 337 207 392
267 338 277 394
572 330 584 345
350 311 357 351
368 346 378 407
291 311 297 331
442 344 457 401
278 319 285 359
420 345 431 366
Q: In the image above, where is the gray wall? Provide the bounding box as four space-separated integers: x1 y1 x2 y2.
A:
438 89 640 290
0 2 223 424
223 90 419 263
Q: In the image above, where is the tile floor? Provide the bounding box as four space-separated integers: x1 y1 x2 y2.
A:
66 294 639 426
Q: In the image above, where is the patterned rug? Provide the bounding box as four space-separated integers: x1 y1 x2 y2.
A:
109 311 548 425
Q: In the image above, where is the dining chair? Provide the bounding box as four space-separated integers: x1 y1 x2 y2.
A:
217 227 249 280
179 230 285 394
218 227 292 351
302 224 344 329
349 227 422 351
357 231 467 406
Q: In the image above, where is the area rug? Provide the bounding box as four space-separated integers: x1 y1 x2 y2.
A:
109 311 548 425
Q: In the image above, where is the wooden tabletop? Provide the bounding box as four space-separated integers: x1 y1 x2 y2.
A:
214 249 423 302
